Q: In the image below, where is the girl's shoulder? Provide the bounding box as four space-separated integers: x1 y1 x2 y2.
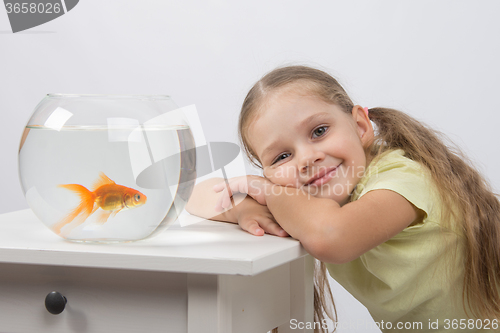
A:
357 149 431 193
367 149 424 174
353 149 441 226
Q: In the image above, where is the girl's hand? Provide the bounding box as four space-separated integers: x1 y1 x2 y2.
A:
235 200 289 237
212 175 274 212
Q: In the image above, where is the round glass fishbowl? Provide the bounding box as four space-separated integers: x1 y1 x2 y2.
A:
18 94 196 242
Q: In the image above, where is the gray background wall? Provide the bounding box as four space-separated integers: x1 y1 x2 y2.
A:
1 1 499 332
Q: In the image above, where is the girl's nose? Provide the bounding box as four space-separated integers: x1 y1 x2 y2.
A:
299 148 325 173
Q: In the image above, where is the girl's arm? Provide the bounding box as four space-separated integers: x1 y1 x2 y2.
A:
185 178 287 236
213 176 419 264
265 187 420 264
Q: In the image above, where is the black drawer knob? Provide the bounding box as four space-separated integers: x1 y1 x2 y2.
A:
45 291 67 315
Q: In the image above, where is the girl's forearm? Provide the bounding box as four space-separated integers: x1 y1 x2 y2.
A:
265 185 340 246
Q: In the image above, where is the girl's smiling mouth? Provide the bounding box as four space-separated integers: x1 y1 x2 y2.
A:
306 164 342 186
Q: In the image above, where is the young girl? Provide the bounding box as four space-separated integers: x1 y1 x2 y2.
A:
185 65 500 332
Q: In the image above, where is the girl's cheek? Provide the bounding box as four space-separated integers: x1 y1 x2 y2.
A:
263 167 272 180
264 171 285 186
265 166 299 187
280 165 298 179
263 173 279 185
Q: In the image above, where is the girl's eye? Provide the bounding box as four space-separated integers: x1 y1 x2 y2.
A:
312 126 328 138
272 153 290 165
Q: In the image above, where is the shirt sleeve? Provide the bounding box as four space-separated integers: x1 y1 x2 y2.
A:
356 151 437 223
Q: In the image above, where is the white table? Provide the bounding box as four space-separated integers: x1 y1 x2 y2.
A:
0 209 314 333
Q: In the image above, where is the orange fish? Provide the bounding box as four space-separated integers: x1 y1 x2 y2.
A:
53 172 147 235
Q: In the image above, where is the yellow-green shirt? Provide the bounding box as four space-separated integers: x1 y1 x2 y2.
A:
325 149 482 332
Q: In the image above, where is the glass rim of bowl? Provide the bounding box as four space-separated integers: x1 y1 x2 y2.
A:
46 93 172 100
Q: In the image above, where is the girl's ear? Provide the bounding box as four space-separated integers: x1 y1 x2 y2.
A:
351 105 374 148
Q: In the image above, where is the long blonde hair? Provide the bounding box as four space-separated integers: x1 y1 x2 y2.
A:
239 65 500 330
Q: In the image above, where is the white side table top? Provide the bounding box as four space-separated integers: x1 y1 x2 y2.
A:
0 209 308 276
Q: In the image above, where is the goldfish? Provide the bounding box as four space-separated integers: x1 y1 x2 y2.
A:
52 172 147 235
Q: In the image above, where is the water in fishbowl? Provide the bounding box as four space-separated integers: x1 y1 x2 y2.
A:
18 124 195 242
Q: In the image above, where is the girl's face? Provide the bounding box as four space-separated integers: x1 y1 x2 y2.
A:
248 89 374 205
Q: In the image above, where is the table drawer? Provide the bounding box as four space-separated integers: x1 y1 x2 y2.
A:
0 263 187 333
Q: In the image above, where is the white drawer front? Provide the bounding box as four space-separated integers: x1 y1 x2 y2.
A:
0 263 187 333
